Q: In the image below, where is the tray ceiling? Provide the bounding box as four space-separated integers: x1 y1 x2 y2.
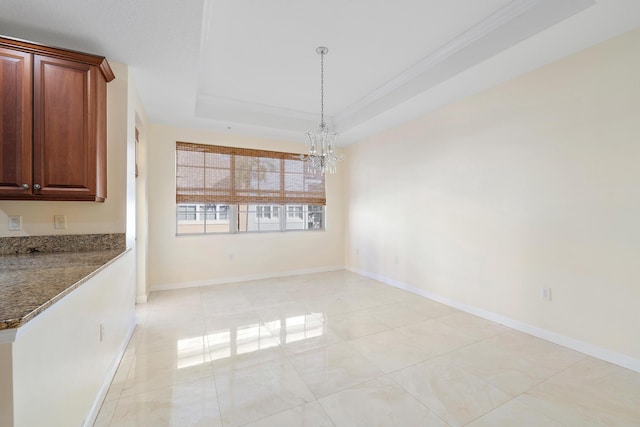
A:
1 0 639 144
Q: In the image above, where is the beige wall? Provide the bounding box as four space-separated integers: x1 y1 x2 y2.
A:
0 62 130 238
345 29 640 363
147 124 345 290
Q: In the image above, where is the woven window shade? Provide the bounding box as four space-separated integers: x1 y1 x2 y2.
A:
176 142 326 205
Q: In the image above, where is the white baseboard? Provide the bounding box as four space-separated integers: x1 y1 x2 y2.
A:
136 294 148 304
83 314 137 427
150 265 345 293
346 266 640 374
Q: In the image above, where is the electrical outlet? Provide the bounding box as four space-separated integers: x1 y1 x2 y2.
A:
54 215 67 229
8 215 22 231
540 288 552 301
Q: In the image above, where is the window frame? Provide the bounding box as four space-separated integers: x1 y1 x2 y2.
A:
176 203 325 235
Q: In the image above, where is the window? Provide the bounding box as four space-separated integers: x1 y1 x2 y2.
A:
177 205 197 221
287 205 303 220
256 205 279 220
285 205 323 230
176 142 326 235
206 204 228 221
307 205 324 230
205 204 217 220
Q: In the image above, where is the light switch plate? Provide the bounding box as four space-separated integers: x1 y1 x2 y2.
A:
8 215 22 231
54 215 67 229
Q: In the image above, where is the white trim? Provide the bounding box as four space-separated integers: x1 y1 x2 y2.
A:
336 0 540 124
150 265 345 293
195 94 321 133
346 265 640 374
196 94 323 122
336 0 595 133
82 314 137 427
136 294 148 304
0 328 18 345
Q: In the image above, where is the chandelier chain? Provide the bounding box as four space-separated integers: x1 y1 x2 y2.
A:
320 49 325 127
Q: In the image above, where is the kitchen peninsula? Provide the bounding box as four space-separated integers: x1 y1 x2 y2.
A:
0 233 136 427
0 234 126 330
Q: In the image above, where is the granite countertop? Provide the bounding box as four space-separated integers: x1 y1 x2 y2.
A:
0 248 126 330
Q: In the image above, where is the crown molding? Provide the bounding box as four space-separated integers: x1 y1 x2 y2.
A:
335 0 541 125
194 0 595 142
195 94 336 133
335 0 595 133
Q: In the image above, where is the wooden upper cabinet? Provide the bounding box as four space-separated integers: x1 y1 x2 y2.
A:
0 37 114 202
0 47 32 195
33 56 99 199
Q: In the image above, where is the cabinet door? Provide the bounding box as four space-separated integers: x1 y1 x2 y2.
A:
0 48 32 196
33 55 98 199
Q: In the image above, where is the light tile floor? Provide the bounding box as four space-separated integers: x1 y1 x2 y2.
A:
94 270 640 426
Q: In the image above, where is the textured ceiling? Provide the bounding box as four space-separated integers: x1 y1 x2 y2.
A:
1 0 639 145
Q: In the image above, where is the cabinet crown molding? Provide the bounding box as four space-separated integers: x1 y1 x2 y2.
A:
0 35 115 82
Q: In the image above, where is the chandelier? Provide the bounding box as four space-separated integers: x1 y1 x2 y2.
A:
302 46 343 175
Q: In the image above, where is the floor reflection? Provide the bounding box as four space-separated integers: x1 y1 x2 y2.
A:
177 313 325 369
